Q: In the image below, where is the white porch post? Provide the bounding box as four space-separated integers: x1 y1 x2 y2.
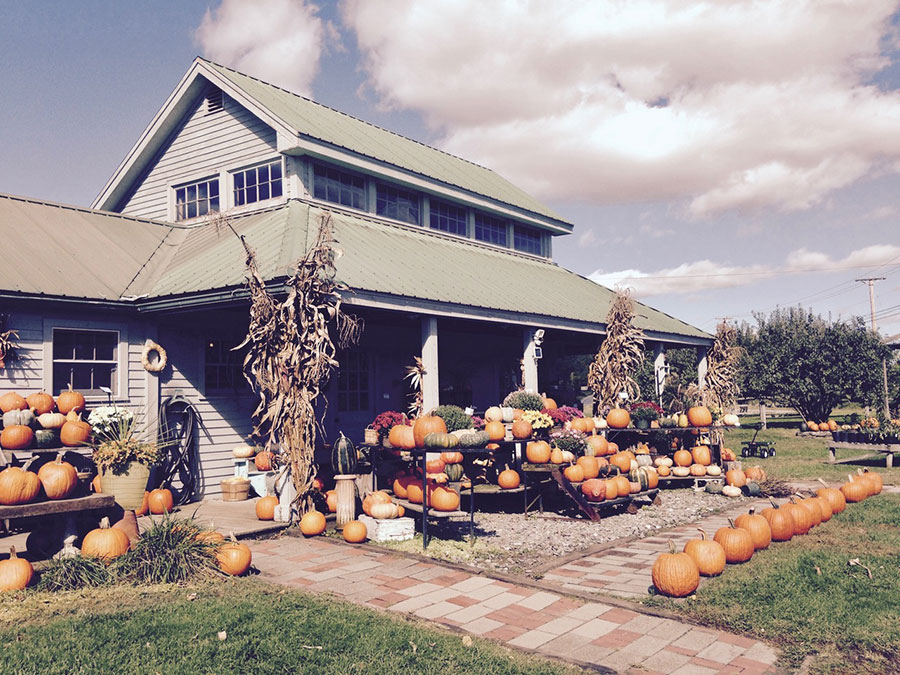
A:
697 346 708 392
653 342 666 404
522 328 539 392
421 317 440 413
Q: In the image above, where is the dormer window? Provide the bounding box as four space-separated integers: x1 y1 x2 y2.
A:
376 183 419 225
175 177 219 221
514 226 543 255
474 212 507 246
233 160 282 207
313 163 366 210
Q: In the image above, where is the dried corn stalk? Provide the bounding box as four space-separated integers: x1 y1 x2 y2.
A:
224 212 363 519
405 357 426 417
0 313 19 370
703 322 742 410
588 290 645 410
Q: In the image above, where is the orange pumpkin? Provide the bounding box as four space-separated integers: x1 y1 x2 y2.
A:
440 451 463 465
216 535 253 575
254 451 274 471
744 465 767 482
484 421 506 442
25 392 55 415
607 442 619 453
299 510 327 536
657 465 671 477
82 517 130 560
725 469 747 488
585 435 608 456
604 478 619 499
761 500 794 541
815 480 846 514
413 415 448 447
713 518 754 563
611 474 630 497
37 452 77 500
56 386 86 416
542 397 558 410
721 447 736 461
325 489 338 512
425 458 446 474
429 486 460 511
549 448 564 464
689 464 707 477
343 520 368 543
577 456 600 479
148 488 174 514
388 424 416 450
581 478 606 501
498 468 521 489
526 440 551 464
673 449 693 467
781 501 811 535
0 392 27 413
606 408 631 429
691 445 711 466
255 495 278 520
362 491 392 516
841 475 868 503
563 464 585 482
511 419 533 439
135 491 150 517
609 452 633 474
406 481 425 504
0 466 41 505
687 406 712 427
652 541 700 597
1 425 33 450
734 507 772 550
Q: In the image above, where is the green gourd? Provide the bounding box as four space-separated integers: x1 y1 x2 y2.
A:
3 409 35 428
629 466 651 490
444 463 464 482
458 431 490 449
705 481 724 495
331 432 358 476
34 429 60 449
423 432 459 449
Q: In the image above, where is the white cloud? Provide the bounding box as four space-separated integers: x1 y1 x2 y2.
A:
341 0 900 215
195 0 326 96
591 243 900 296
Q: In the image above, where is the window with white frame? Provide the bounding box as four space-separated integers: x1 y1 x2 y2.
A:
313 163 366 210
52 329 118 396
337 350 369 412
233 160 283 207
429 199 467 236
514 226 543 255
474 212 507 246
376 183 419 225
175 177 220 221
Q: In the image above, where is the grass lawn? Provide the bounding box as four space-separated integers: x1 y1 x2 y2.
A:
645 492 900 673
723 427 900 484
0 579 581 675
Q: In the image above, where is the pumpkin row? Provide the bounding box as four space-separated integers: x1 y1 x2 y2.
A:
652 469 883 597
0 389 86 417
0 454 82 504
1 411 93 450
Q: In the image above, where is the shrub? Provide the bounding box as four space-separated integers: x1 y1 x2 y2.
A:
502 391 545 411
116 514 219 584
431 405 473 432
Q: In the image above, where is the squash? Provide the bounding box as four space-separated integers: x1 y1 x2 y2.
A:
216 534 252 575
300 510 327 536
37 412 66 430
652 541 699 597
526 440 551 464
371 502 401 519
713 518 754 563
232 443 255 459
672 466 690 477
343 520 368 543
3 409 35 428
705 465 722 477
705 481 723 495
577 456 599 479
560 450 576 463
362 491 392 516
458 430 490 449
444 463 464 482
60 418 91 447
331 432 358 475
423 432 460 449
0 546 33 591
654 456 673 468
484 406 503 422
657 464 671 477
689 464 707 477
56 386 86 416
25 392 55 415
82 517 130 560
721 485 742 497
581 478 606 501
1 425 33 450
687 406 712 427
635 454 653 467
549 448 564 464
721 413 740 427
0 392 27 413
500 407 517 423
413 415 448 447
34 429 59 449
683 529 726 577
37 452 77 500
606 408 631 429
255 495 278 520
511 419 532 439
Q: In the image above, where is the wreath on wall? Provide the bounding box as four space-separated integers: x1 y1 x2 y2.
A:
141 339 167 373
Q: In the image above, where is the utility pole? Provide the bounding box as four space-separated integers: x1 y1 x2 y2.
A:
856 278 890 418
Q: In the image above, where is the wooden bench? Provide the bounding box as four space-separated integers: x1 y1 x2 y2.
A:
828 442 900 468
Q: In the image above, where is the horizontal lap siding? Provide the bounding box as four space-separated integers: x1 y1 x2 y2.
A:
121 93 278 220
0 312 43 394
159 327 253 498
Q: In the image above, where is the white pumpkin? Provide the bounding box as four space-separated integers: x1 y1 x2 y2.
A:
560 450 575 463
232 443 255 459
654 456 674 468
593 417 608 429
672 466 691 477
484 406 503 423
370 502 400 519
721 413 740 427
722 485 742 497
38 412 66 429
706 465 722 476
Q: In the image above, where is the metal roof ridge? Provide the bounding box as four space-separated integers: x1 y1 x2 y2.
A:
0 192 191 230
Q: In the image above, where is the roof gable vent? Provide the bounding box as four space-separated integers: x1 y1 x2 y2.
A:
204 88 224 115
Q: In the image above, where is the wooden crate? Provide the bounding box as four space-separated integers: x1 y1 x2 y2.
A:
358 514 415 542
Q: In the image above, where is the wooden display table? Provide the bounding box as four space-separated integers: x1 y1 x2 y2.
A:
0 494 114 521
828 442 900 468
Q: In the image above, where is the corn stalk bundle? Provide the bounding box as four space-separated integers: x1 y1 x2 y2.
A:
405 357 426 417
588 290 645 410
703 322 742 410
227 213 362 518
0 313 19 369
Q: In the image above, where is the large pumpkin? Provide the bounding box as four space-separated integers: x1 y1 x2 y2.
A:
673 449 692 467
577 456 600 480
498 468 521 489
413 416 448 447
691 445 711 466
734 507 771 550
0 546 34 591
526 440 551 464
511 419 532 439
300 510 327 536
362 491 392 516
683 529 726 577
256 495 279 520
388 424 416 450
563 464 585 483
815 479 846 513
56 386 86 416
713 518 754 563
609 452 633 474
687 406 712 427
652 541 700 597
725 469 746 488
343 520 368 544
484 421 506 442
0 466 41 506
36 452 77 500
840 475 868 503
60 418 91 447
585 435 608 457
760 500 794 541
25 392 55 415
857 469 883 496
429 486 460 511
0 425 33 450
81 517 130 560
781 501 811 535
148 488 174 514
0 392 27 413
216 535 252 575
794 496 822 528
606 408 631 429
581 478 606 501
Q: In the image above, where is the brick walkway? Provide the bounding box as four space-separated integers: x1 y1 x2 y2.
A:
250 535 778 674
543 497 774 600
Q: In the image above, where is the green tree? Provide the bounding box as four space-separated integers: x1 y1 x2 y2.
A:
635 347 699 412
737 308 890 422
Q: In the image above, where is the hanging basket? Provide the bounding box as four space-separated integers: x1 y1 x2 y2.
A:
364 426 378 446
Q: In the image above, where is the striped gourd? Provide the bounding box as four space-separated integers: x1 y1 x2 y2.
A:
331 432 358 475
629 466 652 490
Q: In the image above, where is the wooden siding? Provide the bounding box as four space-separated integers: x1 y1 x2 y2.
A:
120 90 278 220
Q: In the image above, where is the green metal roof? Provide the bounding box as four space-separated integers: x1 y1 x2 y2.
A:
143 201 709 341
200 59 569 226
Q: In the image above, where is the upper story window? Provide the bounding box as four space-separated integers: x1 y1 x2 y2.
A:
474 212 507 246
376 184 419 225
430 199 468 236
52 329 118 396
233 160 282 207
514 226 543 255
175 177 219 221
313 164 366 210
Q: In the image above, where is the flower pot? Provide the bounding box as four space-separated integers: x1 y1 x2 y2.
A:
100 461 150 511
634 419 651 430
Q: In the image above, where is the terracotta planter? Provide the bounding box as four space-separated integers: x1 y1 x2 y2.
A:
101 461 150 510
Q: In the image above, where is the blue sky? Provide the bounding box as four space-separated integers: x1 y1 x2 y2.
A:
1 1 898 336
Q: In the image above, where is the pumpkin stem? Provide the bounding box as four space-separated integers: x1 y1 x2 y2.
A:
748 507 756 516
727 517 737 528
55 452 65 463
817 478 829 487
229 532 238 543
99 516 110 529
697 528 707 540
668 540 677 554
9 546 17 560
769 497 779 508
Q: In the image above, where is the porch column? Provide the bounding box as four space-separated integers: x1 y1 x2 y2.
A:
653 342 667 404
522 328 539 392
697 346 708 391
421 317 439 412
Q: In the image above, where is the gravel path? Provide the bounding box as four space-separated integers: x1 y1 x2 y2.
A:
377 490 746 576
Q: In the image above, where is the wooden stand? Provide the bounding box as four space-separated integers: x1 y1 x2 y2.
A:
828 442 899 468
334 474 356 529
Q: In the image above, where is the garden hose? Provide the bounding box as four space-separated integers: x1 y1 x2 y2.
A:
157 394 200 505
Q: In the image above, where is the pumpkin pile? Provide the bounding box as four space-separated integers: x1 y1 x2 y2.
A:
0 454 82 506
652 471 884 597
0 389 91 451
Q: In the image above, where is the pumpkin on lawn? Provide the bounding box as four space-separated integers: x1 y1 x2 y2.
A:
760 500 794 541
81 517 130 560
683 529 726 577
780 500 811 535
840 474 868 503
216 534 252 575
815 479 846 513
713 518 754 563
734 507 771 550
652 541 700 597
0 546 34 591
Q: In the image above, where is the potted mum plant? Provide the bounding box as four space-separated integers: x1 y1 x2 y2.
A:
90 407 164 511
630 401 662 430
370 411 409 447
